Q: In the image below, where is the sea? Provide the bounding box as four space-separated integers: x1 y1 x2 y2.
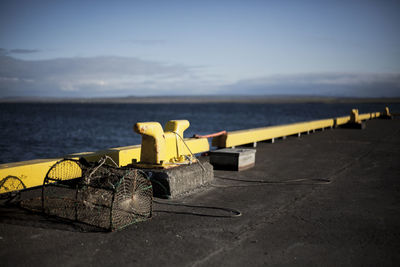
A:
1 102 399 164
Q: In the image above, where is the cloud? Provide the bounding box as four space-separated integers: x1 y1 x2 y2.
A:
0 55 212 97
223 73 400 97
0 48 8 56
9 49 40 54
1 54 399 98
0 48 40 55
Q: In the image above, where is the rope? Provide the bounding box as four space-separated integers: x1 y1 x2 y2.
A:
153 199 242 218
193 130 227 138
211 176 331 187
104 155 119 168
86 155 119 185
172 131 206 172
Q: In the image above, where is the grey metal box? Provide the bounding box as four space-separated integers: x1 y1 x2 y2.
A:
210 148 256 171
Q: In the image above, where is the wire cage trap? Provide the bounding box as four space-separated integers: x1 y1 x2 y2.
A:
21 158 153 231
0 176 26 204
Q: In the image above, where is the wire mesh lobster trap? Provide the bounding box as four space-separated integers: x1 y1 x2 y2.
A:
21 158 153 231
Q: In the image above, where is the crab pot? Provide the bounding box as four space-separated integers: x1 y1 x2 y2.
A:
21 159 153 231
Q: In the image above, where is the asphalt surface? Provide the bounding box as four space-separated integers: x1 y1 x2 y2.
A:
1 118 400 266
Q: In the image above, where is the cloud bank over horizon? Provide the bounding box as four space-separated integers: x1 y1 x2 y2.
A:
224 72 400 97
0 54 399 98
0 54 220 97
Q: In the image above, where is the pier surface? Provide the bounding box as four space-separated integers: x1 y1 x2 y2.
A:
1 118 400 266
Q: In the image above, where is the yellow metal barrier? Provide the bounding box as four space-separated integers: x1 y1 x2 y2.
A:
211 108 388 148
68 145 142 167
212 118 334 148
335 116 351 126
359 113 372 121
0 158 63 194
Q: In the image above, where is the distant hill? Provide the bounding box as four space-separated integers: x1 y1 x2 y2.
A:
1 95 400 104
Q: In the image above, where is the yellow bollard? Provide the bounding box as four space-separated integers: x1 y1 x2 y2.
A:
383 107 391 117
134 122 167 165
350 109 360 124
164 120 191 163
133 120 205 168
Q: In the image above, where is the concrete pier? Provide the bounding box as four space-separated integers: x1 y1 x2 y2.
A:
1 118 400 266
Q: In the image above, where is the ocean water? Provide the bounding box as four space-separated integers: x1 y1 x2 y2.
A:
0 102 398 164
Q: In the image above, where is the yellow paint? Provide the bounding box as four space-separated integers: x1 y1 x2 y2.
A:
335 116 350 126
68 146 141 167
212 118 334 148
350 109 360 123
134 122 166 164
45 159 82 181
165 120 190 137
212 108 389 148
165 120 190 162
133 120 210 167
181 137 209 155
359 113 371 121
68 150 118 164
0 158 62 194
383 107 391 117
108 145 141 166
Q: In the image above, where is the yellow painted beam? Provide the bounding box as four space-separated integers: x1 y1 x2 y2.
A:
97 139 208 167
359 113 372 121
212 109 387 149
0 158 63 194
69 138 208 168
181 137 210 155
335 116 350 126
108 145 141 166
212 118 335 148
68 146 141 167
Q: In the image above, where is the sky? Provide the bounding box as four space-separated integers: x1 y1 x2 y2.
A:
0 0 399 98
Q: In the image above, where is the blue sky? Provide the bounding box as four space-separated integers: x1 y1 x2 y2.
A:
0 0 399 97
